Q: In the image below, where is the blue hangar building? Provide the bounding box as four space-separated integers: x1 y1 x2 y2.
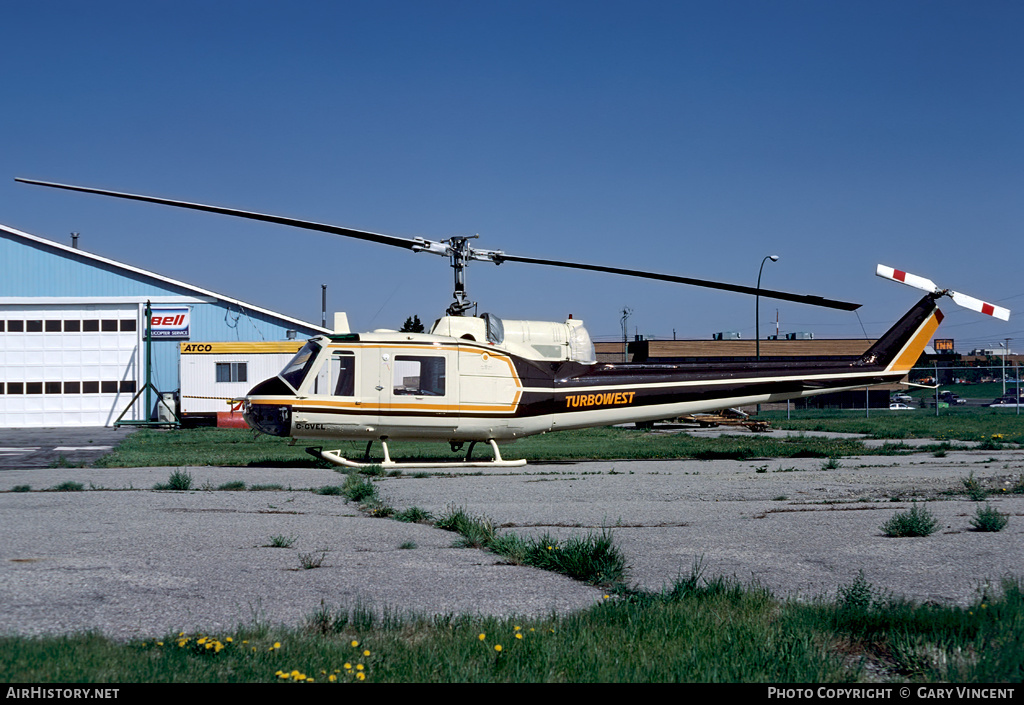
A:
0 222 329 427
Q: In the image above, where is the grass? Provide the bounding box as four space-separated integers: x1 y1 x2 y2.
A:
87 406 1024 470
764 407 1024 444
433 505 626 587
92 426 896 469
3 574 1021 682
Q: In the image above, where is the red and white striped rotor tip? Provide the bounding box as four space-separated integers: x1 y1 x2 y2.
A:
876 265 1010 321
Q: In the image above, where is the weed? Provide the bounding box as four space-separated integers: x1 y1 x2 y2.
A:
342 474 378 503
298 550 327 569
217 480 246 491
154 469 193 491
47 481 84 492
48 455 84 468
837 569 874 609
265 535 297 548
393 506 434 523
365 503 395 518
881 502 938 537
1010 474 1024 494
398 541 417 550
11 485 31 492
249 483 284 491
313 485 346 496
961 472 988 501
970 504 1009 532
435 506 495 548
820 457 842 471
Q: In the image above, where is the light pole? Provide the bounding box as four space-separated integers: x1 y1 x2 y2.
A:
755 255 779 361
755 255 778 415
997 339 1012 397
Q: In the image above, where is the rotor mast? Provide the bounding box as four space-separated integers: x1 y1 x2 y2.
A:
412 234 506 316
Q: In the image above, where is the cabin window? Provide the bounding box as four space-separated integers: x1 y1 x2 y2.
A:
216 362 248 383
393 355 445 396
280 341 322 392
331 352 356 396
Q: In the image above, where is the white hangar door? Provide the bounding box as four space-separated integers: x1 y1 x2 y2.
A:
0 305 140 427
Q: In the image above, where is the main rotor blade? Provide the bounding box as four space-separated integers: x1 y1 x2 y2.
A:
497 253 862 311
16 177 861 311
15 178 420 251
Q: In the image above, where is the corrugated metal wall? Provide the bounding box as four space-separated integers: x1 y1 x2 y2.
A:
0 230 323 412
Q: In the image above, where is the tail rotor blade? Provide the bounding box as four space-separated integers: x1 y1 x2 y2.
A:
877 264 1010 321
949 291 1010 321
876 265 939 294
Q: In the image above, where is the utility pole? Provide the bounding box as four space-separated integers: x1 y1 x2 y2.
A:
620 307 632 362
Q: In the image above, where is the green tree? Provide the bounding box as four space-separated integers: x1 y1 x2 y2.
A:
400 315 424 333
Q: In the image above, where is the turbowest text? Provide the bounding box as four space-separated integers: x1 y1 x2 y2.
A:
565 391 636 408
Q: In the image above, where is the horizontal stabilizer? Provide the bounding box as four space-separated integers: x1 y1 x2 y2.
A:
876 264 1009 321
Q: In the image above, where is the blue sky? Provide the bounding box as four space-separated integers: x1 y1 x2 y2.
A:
4 1 1022 350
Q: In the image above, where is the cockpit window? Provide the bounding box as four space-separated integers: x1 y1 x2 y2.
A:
280 341 322 392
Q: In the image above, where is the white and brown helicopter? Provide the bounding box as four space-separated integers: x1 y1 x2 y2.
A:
16 178 1011 468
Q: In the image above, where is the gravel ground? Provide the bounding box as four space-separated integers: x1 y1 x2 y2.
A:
1 435 1022 641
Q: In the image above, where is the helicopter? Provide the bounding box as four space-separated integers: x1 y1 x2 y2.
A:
15 178 1011 468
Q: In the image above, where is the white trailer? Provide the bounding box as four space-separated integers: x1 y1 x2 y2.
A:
179 341 303 426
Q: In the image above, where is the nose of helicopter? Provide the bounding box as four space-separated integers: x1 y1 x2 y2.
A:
241 376 294 437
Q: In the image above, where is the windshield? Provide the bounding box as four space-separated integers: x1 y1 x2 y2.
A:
279 340 323 392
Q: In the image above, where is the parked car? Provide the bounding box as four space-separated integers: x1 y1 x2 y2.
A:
891 393 913 404
938 391 966 405
889 403 913 410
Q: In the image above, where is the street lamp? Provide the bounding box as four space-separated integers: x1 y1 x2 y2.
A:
998 339 1012 396
755 255 779 361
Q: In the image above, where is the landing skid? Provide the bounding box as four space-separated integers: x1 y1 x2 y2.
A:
309 439 527 469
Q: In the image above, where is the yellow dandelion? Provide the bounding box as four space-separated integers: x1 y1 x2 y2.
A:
356 664 364 671
350 640 359 648
329 674 337 683
515 633 523 640
344 662 352 670
494 644 502 652
363 649 371 656
356 672 365 681
478 633 486 641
